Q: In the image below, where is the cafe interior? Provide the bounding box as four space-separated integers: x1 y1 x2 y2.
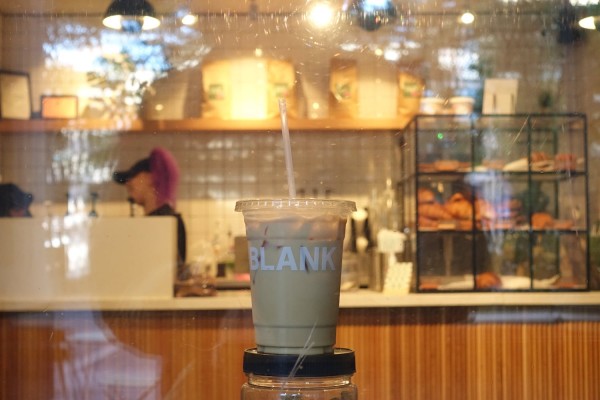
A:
0 0 599 398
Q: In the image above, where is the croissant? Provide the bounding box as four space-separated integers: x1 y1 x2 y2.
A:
418 203 453 220
448 192 467 203
445 199 472 220
532 212 553 229
475 199 496 221
476 272 502 289
531 151 551 163
555 153 577 171
418 216 438 228
418 188 436 204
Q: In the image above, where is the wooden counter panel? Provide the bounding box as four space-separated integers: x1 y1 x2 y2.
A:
2 307 600 399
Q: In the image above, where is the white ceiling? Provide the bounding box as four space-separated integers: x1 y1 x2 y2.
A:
0 0 321 15
1 0 561 15
0 0 566 18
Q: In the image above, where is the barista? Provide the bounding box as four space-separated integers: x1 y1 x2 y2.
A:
0 183 33 217
113 147 187 272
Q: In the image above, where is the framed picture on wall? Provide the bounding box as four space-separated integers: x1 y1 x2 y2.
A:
41 95 78 119
0 70 32 120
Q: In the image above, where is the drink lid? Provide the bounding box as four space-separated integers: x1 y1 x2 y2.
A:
243 348 356 377
235 199 356 215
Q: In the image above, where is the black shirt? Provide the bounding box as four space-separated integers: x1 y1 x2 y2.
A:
148 204 187 270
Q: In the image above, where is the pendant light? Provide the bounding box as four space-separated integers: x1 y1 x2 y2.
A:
459 10 475 25
459 0 475 25
578 4 600 31
103 0 161 32
348 0 397 32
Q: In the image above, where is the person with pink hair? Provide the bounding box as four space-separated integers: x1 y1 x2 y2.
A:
113 147 187 270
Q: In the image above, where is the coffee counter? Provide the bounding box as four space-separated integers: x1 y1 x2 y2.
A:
3 290 600 399
2 289 600 311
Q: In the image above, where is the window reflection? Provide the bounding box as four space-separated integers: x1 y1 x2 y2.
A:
0 1 598 397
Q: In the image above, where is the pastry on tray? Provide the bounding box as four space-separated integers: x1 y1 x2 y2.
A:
418 215 439 229
444 192 473 220
476 271 502 289
482 159 506 170
419 202 453 220
554 153 577 171
434 159 460 171
418 187 436 204
502 151 554 172
418 163 436 173
553 219 574 230
481 219 515 230
531 212 554 229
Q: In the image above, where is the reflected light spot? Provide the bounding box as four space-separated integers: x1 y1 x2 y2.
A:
578 16 597 30
254 48 263 57
383 48 401 61
340 42 362 52
459 11 475 25
308 2 336 29
374 48 384 56
312 102 320 110
155 104 164 111
181 14 198 26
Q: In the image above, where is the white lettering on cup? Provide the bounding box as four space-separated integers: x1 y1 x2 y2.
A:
321 247 335 270
277 246 297 270
248 246 337 271
260 247 275 270
300 246 319 271
249 247 259 271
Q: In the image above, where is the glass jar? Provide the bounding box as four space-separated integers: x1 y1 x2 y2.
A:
241 348 357 400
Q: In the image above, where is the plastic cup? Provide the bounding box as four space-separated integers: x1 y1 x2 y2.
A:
235 199 356 355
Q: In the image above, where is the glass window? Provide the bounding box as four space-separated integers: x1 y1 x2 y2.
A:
1 1 599 398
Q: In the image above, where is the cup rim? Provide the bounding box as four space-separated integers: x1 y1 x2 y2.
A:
235 198 356 214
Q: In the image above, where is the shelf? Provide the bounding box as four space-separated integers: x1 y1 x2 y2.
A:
402 114 590 292
415 170 586 182
417 228 588 234
2 289 600 311
0 116 412 133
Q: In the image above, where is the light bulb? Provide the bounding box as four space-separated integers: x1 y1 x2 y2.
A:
307 2 336 29
181 14 198 26
460 11 475 25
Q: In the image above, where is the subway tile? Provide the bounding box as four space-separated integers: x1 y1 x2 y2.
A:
2 129 398 248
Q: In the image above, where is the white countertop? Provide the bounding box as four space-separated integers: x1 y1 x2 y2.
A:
1 290 599 312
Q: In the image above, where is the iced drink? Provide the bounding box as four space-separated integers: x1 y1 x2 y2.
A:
235 199 356 355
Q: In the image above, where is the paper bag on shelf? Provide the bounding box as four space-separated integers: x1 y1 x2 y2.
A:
329 58 358 118
201 58 298 120
266 59 298 119
397 71 424 117
201 59 232 119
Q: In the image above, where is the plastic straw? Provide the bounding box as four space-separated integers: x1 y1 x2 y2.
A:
278 98 296 198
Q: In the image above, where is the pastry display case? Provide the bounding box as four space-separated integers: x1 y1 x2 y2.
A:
398 114 589 292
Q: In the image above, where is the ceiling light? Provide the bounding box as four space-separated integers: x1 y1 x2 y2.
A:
578 3 600 30
459 11 475 24
579 16 598 29
103 0 161 32
307 2 336 29
176 7 198 26
348 0 397 32
181 13 198 26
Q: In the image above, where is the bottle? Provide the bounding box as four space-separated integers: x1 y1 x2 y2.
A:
241 348 357 400
88 192 99 217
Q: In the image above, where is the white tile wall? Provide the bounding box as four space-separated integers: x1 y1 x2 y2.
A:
1 129 397 263
1 4 599 259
